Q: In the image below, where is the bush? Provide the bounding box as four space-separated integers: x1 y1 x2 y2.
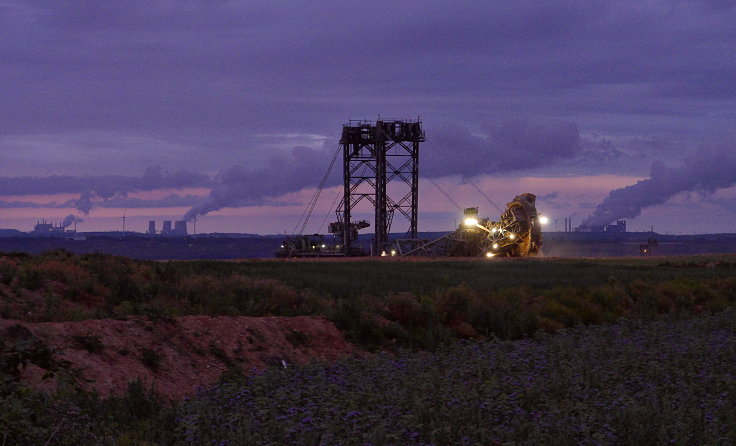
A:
0 261 16 285
139 348 163 372
71 333 105 354
285 329 309 347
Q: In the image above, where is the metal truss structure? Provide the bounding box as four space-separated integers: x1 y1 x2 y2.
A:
336 119 424 255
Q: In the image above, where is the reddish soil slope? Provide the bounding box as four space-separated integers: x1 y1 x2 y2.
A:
1 315 354 399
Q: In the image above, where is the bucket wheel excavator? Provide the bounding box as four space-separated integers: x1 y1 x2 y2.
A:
462 193 542 257
397 193 543 257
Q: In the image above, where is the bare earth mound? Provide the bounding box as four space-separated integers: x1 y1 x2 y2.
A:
1 315 354 400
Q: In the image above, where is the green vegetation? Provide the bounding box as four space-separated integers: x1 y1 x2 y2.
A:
1 250 736 350
139 348 163 372
71 332 105 354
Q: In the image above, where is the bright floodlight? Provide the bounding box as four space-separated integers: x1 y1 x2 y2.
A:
492 243 499 249
464 217 479 227
390 249 397 256
491 227 497 233
539 215 549 225
321 244 326 248
508 233 515 240
485 252 494 258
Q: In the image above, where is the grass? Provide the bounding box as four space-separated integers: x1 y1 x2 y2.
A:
2 250 736 444
2 250 736 350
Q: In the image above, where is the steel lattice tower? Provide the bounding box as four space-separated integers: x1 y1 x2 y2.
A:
338 119 424 255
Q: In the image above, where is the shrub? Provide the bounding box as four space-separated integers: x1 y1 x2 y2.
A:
285 329 309 347
437 284 475 324
18 265 44 291
139 348 163 372
0 261 16 285
71 333 105 354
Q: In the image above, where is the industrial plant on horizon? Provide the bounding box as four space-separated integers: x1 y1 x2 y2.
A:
29 218 189 237
147 220 188 236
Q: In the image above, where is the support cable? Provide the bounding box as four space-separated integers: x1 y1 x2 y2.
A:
319 187 343 234
468 181 503 214
427 177 462 211
291 145 341 236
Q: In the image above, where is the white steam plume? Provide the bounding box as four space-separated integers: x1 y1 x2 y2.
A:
582 145 736 226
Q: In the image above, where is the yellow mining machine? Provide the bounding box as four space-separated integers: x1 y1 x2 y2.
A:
396 193 544 257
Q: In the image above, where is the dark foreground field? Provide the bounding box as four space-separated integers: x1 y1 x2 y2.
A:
180 311 736 445
1 251 736 444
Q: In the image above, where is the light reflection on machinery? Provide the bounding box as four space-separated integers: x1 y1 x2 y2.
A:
397 193 544 258
457 193 543 257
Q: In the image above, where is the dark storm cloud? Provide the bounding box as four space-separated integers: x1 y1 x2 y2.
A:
0 166 211 213
183 118 583 219
424 119 582 177
1 0 734 172
88 194 202 209
583 145 736 226
2 0 736 234
0 200 46 208
183 146 338 220
0 194 199 210
0 166 210 196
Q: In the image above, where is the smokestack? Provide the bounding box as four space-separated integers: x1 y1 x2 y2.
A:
148 220 156 235
174 220 188 236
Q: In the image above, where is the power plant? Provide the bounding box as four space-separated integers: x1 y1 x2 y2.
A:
158 220 188 236
27 218 189 237
575 220 627 233
32 219 75 235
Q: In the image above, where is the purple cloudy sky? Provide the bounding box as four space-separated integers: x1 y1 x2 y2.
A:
1 1 735 234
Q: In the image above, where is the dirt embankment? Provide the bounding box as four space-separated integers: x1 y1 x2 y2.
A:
1 315 355 400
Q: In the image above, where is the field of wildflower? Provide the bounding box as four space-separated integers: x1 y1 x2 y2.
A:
175 309 736 445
